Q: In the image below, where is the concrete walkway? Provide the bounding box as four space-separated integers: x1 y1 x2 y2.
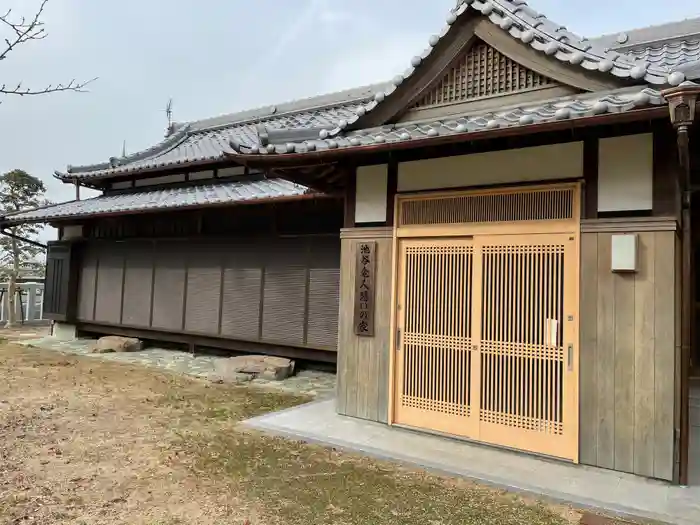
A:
245 399 700 525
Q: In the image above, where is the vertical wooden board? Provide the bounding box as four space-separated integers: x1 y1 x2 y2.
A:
261 238 307 346
613 269 636 474
151 243 186 331
653 231 677 481
364 238 389 422
579 233 599 466
94 244 125 324
184 245 223 335
306 236 341 350
337 238 358 417
306 268 340 349
356 335 373 420
220 240 263 341
374 238 393 424
633 233 656 477
77 246 98 321
121 243 154 327
595 233 616 469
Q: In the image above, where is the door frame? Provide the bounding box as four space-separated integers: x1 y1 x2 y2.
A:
387 182 581 461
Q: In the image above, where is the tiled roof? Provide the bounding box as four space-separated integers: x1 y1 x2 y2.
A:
624 40 700 71
323 0 690 139
2 179 312 224
59 84 386 181
229 86 666 156
60 2 700 179
592 17 700 51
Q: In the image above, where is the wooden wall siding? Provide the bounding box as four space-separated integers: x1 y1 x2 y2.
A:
261 238 308 345
184 246 223 334
75 236 340 351
93 246 125 324
307 237 342 348
43 242 75 321
220 242 263 340
77 246 98 321
151 244 187 331
337 227 393 424
121 244 154 327
579 225 678 481
652 127 682 218
412 39 555 109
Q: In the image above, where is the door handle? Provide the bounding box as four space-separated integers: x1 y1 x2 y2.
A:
567 344 574 371
396 329 401 350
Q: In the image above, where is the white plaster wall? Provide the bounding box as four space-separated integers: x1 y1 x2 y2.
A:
597 133 653 212
110 180 132 190
189 170 215 181
62 225 83 240
355 164 388 223
398 142 583 192
134 173 186 187
219 166 246 177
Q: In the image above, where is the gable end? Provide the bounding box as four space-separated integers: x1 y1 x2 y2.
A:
411 39 558 110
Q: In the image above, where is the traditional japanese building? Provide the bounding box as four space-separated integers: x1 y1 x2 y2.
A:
4 0 700 485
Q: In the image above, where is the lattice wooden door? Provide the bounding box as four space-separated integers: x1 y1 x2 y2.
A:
395 234 578 461
394 238 479 437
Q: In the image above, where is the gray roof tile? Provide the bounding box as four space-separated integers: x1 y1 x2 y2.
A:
232 86 667 156
326 0 686 138
592 17 700 50
2 179 311 224
61 2 700 179
624 39 700 70
60 87 384 181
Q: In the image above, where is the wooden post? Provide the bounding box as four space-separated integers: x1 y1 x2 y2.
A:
661 81 700 485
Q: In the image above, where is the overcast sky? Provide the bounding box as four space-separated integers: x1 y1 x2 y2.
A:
2 0 700 236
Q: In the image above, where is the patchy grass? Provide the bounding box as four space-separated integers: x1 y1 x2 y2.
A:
0 343 626 524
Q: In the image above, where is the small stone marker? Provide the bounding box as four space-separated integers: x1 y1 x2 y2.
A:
92 336 143 354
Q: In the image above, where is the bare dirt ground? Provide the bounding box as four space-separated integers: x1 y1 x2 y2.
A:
0 342 626 525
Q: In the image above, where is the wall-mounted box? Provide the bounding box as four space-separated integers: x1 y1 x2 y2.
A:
611 234 638 272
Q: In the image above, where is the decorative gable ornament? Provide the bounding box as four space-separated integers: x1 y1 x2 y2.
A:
412 39 557 109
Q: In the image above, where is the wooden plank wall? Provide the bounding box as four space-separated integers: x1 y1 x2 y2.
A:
337 227 393 424
579 217 680 481
76 236 340 352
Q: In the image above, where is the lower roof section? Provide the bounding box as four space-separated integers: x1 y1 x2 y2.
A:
1 178 314 225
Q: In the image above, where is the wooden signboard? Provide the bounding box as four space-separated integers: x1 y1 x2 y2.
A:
353 241 376 336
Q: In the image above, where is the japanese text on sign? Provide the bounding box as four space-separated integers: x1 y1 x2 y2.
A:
353 241 376 336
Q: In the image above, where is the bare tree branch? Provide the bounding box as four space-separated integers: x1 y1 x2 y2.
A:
0 0 48 62
0 0 96 97
0 77 97 96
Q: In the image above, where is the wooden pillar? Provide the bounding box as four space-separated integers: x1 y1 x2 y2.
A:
337 227 393 424
344 168 356 229
582 138 598 219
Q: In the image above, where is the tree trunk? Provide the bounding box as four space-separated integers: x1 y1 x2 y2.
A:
6 234 19 328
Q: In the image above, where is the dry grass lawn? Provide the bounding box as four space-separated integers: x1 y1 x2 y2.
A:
0 342 626 525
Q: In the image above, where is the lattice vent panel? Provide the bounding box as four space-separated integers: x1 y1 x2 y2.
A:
401 243 473 417
479 243 565 435
399 187 575 226
413 40 555 108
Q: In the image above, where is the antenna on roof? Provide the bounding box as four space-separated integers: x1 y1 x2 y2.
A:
164 98 175 136
165 98 173 128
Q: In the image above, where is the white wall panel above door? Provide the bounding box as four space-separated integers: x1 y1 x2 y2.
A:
597 134 653 213
398 142 583 192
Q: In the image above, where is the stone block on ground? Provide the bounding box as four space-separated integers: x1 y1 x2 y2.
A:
92 336 143 354
212 355 294 382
